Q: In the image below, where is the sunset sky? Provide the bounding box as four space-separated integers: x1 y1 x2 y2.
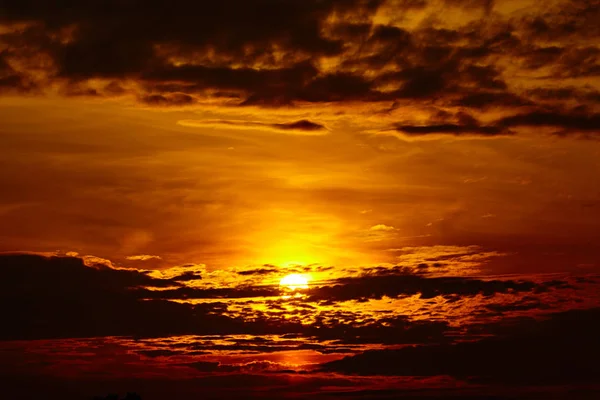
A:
1 1 600 399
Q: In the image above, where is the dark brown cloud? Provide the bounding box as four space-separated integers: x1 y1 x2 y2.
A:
0 253 180 291
178 118 327 134
321 307 600 384
390 107 600 138
0 254 451 342
0 50 34 92
0 4 576 96
521 0 600 43
236 267 280 276
1 254 599 398
454 91 531 109
271 119 325 131
141 61 319 99
1 0 598 140
499 109 600 135
305 273 554 303
139 93 195 107
1 253 577 343
0 254 241 340
393 123 508 137
526 87 600 104
0 0 351 71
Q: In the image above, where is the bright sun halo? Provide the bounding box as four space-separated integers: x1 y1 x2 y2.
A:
279 274 309 290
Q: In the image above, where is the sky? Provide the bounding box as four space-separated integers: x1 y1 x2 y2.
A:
1 1 600 399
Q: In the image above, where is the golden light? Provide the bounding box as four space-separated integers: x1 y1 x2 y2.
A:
279 274 310 290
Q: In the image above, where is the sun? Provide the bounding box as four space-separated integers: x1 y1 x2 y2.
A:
279 274 309 290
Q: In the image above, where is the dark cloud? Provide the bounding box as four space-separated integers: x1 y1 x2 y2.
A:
389 111 511 137
391 107 600 138
1 0 598 135
498 109 600 135
142 61 318 98
521 1 600 43
167 270 202 282
321 307 600 384
454 91 531 109
0 0 515 108
6 253 565 345
0 254 257 340
237 267 280 276
137 349 184 358
306 273 546 302
551 47 600 78
444 0 494 13
0 50 34 92
139 93 195 107
299 73 375 102
135 285 281 300
0 254 453 343
393 122 508 137
2 255 599 398
483 295 550 314
0 1 365 105
134 265 559 304
526 87 600 104
178 118 326 133
518 45 564 70
0 253 175 291
271 119 325 131
0 0 350 68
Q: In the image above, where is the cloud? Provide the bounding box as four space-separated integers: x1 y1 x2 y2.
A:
271 119 326 132
177 119 327 135
0 50 34 92
454 91 531 109
2 250 600 398
498 109 600 136
321 307 600 384
0 253 460 343
185 360 299 374
0 0 598 141
387 107 600 139
124 254 164 269
148 264 206 282
237 267 280 276
139 93 195 107
126 255 162 261
3 253 586 344
304 273 547 303
369 224 396 232
526 87 600 104
382 110 514 139
392 123 509 137
0 253 222 339
135 285 281 301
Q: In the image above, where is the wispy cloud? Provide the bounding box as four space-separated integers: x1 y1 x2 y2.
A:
369 224 396 232
126 254 162 261
177 119 328 135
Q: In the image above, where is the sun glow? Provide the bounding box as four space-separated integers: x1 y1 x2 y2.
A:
279 274 310 290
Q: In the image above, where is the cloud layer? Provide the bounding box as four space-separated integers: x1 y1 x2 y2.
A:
1 253 597 343
1 0 600 137
1 253 599 398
